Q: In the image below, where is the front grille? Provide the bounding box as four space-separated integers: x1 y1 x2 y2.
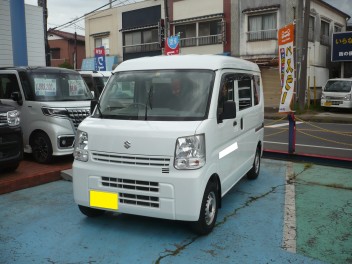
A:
326 96 343 100
101 177 159 192
67 108 90 130
0 113 7 126
119 193 159 208
92 152 170 167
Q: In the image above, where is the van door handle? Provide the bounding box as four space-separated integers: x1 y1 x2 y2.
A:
233 121 237 126
241 118 243 130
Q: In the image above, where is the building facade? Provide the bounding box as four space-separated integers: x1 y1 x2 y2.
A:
48 29 86 69
0 0 45 67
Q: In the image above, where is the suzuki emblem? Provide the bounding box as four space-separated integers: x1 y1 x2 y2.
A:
124 141 131 149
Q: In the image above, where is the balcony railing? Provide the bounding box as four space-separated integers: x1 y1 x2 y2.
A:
123 42 160 54
179 34 223 47
247 29 277 41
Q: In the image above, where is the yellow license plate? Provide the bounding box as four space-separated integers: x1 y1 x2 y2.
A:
90 190 118 210
324 102 332 106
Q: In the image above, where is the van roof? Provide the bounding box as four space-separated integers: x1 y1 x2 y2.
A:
0 66 79 74
115 55 260 73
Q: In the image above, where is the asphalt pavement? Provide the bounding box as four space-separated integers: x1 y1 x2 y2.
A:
1 159 351 264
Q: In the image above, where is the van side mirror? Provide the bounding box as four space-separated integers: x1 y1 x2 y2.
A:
90 99 98 113
222 101 236 120
11 92 23 106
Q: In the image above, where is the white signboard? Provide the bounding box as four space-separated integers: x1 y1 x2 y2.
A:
34 78 57 96
68 80 85 96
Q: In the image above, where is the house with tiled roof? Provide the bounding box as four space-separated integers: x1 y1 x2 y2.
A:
48 29 86 69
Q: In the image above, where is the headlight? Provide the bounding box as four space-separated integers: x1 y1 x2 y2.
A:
343 94 351 101
174 134 205 170
321 93 325 99
7 110 20 126
42 107 69 117
74 130 89 162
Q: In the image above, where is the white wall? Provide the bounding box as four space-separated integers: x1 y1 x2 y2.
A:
179 44 223 55
25 4 45 66
0 0 13 67
173 0 223 20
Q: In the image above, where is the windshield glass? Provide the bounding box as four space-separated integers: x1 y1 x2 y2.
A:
95 70 214 121
28 72 93 101
324 80 352 93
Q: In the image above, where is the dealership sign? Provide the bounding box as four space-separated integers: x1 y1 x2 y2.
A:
165 35 180 55
94 47 106 71
332 32 352 62
278 23 295 113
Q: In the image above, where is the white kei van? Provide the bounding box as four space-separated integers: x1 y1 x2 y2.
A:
0 67 93 163
73 55 264 235
321 78 352 109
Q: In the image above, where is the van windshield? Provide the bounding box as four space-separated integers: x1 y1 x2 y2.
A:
324 80 352 93
95 70 214 121
27 72 93 101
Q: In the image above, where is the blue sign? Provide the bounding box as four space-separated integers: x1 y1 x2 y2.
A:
94 47 106 71
332 32 352 62
167 35 179 49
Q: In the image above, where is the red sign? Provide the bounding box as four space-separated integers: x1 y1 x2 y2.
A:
165 35 180 55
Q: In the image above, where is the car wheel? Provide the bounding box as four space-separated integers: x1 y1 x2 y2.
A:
191 180 218 235
247 146 261 180
31 132 53 164
2 163 20 173
78 205 105 217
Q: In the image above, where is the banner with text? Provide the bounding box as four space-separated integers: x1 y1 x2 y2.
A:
94 47 106 71
165 35 180 55
278 23 295 113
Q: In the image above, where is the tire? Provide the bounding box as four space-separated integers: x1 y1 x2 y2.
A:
191 180 219 235
247 146 261 180
30 132 53 164
1 163 20 173
78 205 105 217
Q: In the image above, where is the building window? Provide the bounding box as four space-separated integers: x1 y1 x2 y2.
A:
320 20 330 46
308 16 315 42
123 28 159 54
50 48 60 60
175 20 223 47
334 24 342 32
175 23 197 47
248 13 277 41
95 37 110 55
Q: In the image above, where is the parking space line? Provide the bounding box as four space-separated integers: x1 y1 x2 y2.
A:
283 162 296 253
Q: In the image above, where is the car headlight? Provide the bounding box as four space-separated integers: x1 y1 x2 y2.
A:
174 134 205 170
343 94 351 101
42 107 69 117
74 130 89 162
7 110 20 126
321 93 325 100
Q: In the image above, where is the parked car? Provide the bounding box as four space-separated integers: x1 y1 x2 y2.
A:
0 67 92 163
321 78 352 109
79 71 112 99
0 101 23 172
73 55 264 235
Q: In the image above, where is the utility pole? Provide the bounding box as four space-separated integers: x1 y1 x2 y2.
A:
38 0 50 66
164 0 169 39
297 0 311 110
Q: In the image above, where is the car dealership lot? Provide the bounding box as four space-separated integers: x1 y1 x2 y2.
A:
1 159 350 264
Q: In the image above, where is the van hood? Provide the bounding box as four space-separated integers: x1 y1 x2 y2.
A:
80 117 202 156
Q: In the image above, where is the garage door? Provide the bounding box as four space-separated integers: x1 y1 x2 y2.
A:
261 67 281 108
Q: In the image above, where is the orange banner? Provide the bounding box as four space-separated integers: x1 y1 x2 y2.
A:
278 23 294 46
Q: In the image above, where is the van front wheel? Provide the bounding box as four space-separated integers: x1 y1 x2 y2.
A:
247 147 261 180
191 180 218 235
31 132 53 163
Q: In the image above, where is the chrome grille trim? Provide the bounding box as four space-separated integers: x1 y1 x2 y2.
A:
67 108 90 130
92 152 171 167
101 177 159 192
0 113 7 126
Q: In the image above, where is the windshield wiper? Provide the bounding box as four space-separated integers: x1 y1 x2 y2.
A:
145 85 153 120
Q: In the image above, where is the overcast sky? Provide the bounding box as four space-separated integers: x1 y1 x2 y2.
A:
24 0 352 35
